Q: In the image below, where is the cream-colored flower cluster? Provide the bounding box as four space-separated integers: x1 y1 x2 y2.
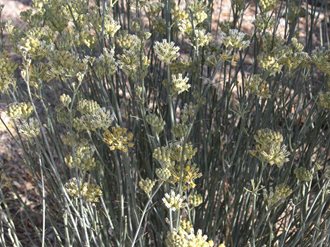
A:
259 0 278 12
165 226 214 247
259 55 282 75
259 36 309 75
193 29 213 49
188 192 203 208
48 50 89 80
172 1 208 36
72 99 113 132
116 32 140 49
172 123 189 140
7 102 33 120
294 167 313 182
250 129 290 167
156 167 172 181
153 143 197 166
65 178 102 203
319 91 330 110
0 55 17 93
7 102 40 140
118 33 150 80
150 142 202 191
18 118 41 139
222 29 250 50
171 73 190 95
163 190 186 211
267 184 292 207
146 113 166 134
65 144 97 171
312 48 330 75
77 99 101 115
155 40 180 65
93 48 117 79
103 126 134 152
19 26 55 57
139 178 156 196
246 74 270 99
103 17 121 37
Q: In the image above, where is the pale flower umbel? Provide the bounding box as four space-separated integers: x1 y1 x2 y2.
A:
222 29 250 50
171 73 190 95
154 40 180 65
163 190 185 211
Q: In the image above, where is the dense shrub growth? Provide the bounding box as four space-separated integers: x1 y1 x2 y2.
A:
0 0 329 246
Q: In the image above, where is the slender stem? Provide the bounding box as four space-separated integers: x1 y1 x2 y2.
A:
39 156 46 247
131 182 163 247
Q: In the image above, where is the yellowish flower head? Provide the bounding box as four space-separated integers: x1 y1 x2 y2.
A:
103 127 134 152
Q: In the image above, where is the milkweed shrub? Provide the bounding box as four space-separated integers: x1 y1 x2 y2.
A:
0 0 329 246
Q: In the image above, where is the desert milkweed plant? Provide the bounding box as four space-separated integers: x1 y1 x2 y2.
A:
0 0 329 246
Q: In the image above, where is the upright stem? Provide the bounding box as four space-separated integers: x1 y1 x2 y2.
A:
131 182 163 247
167 66 175 131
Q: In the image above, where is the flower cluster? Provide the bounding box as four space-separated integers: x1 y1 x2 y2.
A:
250 129 290 167
162 190 186 211
259 37 309 75
193 29 212 48
103 17 121 37
70 99 113 132
171 73 191 95
170 143 198 162
188 192 203 207
222 29 250 50
118 34 150 80
7 102 34 119
259 0 278 12
170 163 202 190
319 91 330 110
312 48 330 75
19 26 55 57
153 143 198 167
93 48 117 79
0 55 17 93
146 113 166 134
267 184 292 207
153 146 173 166
156 167 172 181
77 99 101 115
152 143 201 192
259 55 282 75
246 74 270 99
7 102 40 140
154 40 180 65
173 1 208 35
59 94 71 107
165 227 214 247
65 178 103 203
103 127 134 152
17 118 41 139
64 144 97 171
116 32 141 50
294 167 313 182
48 50 89 79
139 178 156 196
172 123 189 139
